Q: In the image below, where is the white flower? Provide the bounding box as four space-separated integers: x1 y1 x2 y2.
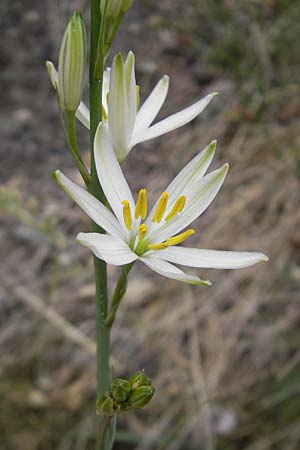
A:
54 124 268 286
47 51 217 162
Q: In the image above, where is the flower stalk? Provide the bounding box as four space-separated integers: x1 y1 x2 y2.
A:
64 110 90 185
105 263 133 327
89 1 112 448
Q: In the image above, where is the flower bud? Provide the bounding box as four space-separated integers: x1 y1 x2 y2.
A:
100 0 133 18
129 370 151 391
96 395 115 416
58 11 86 112
128 385 155 409
111 378 131 403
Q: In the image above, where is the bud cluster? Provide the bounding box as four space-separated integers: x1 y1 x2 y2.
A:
96 371 155 416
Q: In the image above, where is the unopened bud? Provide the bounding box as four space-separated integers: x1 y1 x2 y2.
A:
58 11 86 112
128 385 155 409
129 370 151 391
111 378 131 403
96 395 115 416
100 0 133 18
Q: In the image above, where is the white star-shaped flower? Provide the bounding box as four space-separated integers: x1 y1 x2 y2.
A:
54 124 268 286
47 51 217 162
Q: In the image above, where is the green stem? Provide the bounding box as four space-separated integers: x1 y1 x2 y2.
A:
89 1 111 448
64 110 90 185
103 13 124 58
105 263 133 328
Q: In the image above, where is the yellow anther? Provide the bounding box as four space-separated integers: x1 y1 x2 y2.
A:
135 188 148 219
165 195 186 222
148 242 168 251
138 224 148 240
106 92 109 106
122 200 132 230
102 105 108 121
136 85 140 109
165 229 195 246
152 192 169 223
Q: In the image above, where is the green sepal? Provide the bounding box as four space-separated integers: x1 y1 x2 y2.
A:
128 385 155 409
96 395 115 416
129 370 151 390
111 378 131 403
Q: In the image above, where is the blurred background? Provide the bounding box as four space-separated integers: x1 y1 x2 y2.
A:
1 0 300 449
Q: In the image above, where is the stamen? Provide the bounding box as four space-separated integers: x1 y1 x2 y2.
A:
152 192 168 223
138 224 148 240
136 85 140 109
165 229 195 246
135 188 148 219
106 92 109 106
102 105 107 121
165 195 186 222
148 242 168 251
122 200 132 230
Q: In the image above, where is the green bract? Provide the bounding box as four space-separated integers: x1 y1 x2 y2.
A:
57 11 86 112
100 0 133 18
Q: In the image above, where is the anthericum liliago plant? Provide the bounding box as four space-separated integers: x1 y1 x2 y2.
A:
47 1 268 449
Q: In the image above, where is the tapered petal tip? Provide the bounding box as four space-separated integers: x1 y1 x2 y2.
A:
76 232 86 245
52 169 61 183
127 50 135 62
162 74 170 84
260 253 269 262
199 279 212 287
46 60 58 88
114 52 124 64
207 139 217 155
222 162 229 174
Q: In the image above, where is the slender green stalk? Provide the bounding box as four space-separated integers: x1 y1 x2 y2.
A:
105 263 133 327
89 2 112 449
104 13 124 57
89 0 109 398
64 110 90 185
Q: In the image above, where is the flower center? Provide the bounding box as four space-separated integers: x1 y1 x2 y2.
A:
122 188 194 255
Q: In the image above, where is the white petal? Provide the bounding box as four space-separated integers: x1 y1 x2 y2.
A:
141 256 211 286
77 232 138 265
102 68 111 113
46 60 58 89
145 140 216 227
148 163 228 242
133 92 218 145
76 101 90 129
132 75 169 137
125 51 137 140
94 123 135 234
54 170 124 239
153 247 269 269
108 52 136 161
